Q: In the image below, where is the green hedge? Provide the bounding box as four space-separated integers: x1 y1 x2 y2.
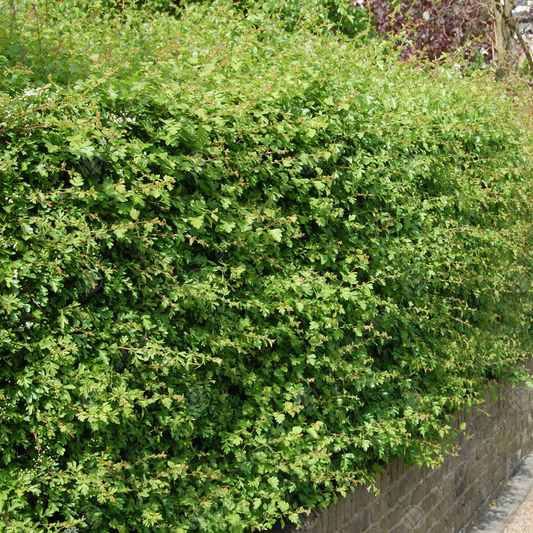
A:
1 2 533 532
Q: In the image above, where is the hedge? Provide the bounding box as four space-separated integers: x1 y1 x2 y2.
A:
1 1 533 532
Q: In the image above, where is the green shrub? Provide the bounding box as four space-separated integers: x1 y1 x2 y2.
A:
1 2 533 532
239 0 372 37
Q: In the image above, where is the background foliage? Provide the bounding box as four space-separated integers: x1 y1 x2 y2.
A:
360 0 494 63
1 1 533 532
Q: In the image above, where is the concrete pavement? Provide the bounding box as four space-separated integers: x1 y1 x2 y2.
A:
473 450 533 532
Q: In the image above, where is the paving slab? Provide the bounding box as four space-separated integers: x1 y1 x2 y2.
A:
473 451 533 532
503 486 533 533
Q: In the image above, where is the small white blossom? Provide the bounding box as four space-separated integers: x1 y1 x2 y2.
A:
22 87 43 98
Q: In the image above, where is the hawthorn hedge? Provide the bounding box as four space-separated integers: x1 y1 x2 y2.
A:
1 2 533 532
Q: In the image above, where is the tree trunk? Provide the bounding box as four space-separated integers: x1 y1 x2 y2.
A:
494 0 518 78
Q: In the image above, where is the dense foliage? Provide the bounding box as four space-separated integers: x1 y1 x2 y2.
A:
1 1 533 532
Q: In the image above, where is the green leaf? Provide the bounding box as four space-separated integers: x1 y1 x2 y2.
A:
268 228 283 242
69 175 84 187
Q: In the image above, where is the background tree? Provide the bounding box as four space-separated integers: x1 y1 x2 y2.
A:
356 0 533 76
355 0 494 62
494 0 518 76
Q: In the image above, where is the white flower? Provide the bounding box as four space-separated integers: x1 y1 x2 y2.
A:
22 87 43 98
25 322 33 329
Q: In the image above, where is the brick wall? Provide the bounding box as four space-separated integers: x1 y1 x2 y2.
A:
267 360 533 533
